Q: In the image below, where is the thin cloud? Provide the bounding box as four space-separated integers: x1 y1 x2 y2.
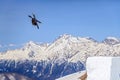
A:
8 44 16 47
0 44 2 48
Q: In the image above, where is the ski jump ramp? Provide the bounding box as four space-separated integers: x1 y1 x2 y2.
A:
87 57 120 80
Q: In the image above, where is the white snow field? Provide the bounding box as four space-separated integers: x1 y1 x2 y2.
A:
56 70 86 80
87 57 120 80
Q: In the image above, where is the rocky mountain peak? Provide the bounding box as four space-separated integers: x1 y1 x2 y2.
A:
103 37 120 45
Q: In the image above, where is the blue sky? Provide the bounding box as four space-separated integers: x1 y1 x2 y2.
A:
0 0 120 50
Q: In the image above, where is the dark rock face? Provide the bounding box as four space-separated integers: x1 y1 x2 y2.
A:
0 60 85 80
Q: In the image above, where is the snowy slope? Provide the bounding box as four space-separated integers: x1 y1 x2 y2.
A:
56 70 86 80
86 57 120 80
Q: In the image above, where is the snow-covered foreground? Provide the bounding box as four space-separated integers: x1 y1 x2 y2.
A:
57 57 120 80
87 57 120 80
56 70 86 80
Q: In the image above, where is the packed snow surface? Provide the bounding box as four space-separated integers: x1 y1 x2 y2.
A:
87 57 120 80
56 70 86 80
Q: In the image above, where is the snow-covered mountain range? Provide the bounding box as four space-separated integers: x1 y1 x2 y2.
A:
0 34 120 80
1 34 120 61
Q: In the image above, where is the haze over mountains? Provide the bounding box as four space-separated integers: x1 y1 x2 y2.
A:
0 34 120 80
